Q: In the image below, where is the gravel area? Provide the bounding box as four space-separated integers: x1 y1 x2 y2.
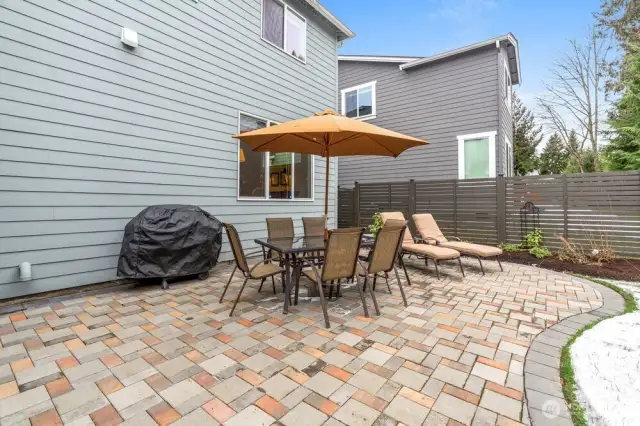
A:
571 279 640 426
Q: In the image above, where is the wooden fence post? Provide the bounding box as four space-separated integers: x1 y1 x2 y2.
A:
562 174 569 239
408 179 416 235
453 179 458 238
354 181 360 227
496 174 506 244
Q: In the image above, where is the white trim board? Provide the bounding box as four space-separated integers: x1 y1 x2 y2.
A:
457 131 497 179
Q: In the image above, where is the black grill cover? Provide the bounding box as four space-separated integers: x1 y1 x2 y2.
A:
117 205 223 279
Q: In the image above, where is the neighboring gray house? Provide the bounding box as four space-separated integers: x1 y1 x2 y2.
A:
0 0 353 298
338 34 520 186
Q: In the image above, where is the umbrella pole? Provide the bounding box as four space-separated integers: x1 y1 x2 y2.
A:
324 155 330 240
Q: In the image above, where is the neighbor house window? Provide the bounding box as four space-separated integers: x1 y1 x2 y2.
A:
457 131 497 179
340 81 376 120
262 0 307 62
505 136 514 177
504 59 512 110
238 112 313 200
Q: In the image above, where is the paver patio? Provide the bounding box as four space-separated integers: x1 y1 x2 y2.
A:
0 258 603 425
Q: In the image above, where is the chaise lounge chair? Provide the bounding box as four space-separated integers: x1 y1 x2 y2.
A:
379 212 464 280
412 213 503 274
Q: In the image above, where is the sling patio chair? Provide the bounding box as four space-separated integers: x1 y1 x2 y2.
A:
379 212 465 280
301 227 376 328
220 223 286 316
262 217 294 293
357 219 409 307
412 213 503 274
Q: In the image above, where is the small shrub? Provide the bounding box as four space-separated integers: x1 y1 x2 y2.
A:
558 236 615 265
523 228 544 249
529 246 552 258
499 243 522 252
368 213 383 236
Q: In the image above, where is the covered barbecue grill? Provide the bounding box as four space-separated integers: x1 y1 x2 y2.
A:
117 205 223 288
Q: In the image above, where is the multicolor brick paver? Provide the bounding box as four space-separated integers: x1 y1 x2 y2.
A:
0 258 603 425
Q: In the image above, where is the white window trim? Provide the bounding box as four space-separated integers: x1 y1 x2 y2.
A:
237 111 315 202
457 131 497 180
504 134 514 177
340 81 377 121
260 0 307 64
504 58 512 111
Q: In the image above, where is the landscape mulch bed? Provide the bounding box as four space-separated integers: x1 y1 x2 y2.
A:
499 251 640 282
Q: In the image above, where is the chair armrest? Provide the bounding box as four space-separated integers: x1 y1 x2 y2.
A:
245 250 266 259
449 236 461 241
417 236 440 245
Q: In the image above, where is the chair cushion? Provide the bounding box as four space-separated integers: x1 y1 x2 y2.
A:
250 263 285 278
438 241 502 257
402 243 460 260
412 214 448 244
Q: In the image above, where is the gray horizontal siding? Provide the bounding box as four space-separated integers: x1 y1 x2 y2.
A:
0 0 340 299
338 45 499 186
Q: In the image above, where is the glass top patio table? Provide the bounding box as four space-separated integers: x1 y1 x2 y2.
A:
254 236 326 254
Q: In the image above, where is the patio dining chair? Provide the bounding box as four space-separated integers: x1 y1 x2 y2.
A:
302 227 376 328
357 219 409 307
220 223 286 316
412 214 502 274
302 216 326 237
262 217 294 293
379 212 464 280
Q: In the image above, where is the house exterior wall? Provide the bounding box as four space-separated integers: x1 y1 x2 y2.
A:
497 44 514 177
338 45 506 187
0 0 340 299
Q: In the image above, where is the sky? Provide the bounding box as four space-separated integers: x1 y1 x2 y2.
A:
322 0 602 127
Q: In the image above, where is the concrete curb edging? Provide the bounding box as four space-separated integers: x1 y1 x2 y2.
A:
522 279 626 426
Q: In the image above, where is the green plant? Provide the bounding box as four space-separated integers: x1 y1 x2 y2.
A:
523 228 544 249
368 213 383 236
498 243 522 252
529 246 552 258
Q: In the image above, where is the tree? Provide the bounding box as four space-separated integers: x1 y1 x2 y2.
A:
596 1 640 171
603 45 640 170
539 133 569 174
537 27 609 172
512 92 542 175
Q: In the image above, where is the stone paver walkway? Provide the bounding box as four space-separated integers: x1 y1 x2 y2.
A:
0 258 603 426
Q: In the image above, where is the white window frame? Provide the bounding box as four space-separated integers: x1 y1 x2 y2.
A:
457 131 497 180
340 81 377 121
504 135 514 177
260 0 307 64
237 111 315 202
504 58 512 111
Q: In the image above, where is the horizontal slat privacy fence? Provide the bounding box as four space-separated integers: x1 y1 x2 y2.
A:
338 171 640 257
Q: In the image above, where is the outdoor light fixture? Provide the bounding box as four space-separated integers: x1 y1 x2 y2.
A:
120 27 138 48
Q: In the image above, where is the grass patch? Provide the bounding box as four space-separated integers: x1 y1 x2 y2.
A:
559 277 637 426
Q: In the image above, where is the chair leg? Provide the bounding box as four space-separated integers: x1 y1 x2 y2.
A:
372 275 377 292
458 257 466 277
316 279 330 328
384 274 392 293
477 256 485 275
271 276 276 294
392 266 408 307
434 260 440 279
400 255 411 286
328 285 333 300
258 277 266 292
497 257 503 271
424 257 429 268
220 266 237 303
365 274 381 316
230 276 249 316
356 275 370 318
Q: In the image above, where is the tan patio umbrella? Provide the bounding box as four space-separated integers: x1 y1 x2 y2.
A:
232 109 428 236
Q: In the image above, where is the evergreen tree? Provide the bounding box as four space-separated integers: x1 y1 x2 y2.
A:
512 92 542 175
603 45 640 171
539 133 569 174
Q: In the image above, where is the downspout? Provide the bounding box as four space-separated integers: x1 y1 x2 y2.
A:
496 40 503 178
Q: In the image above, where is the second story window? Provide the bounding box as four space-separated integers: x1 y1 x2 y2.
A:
340 81 377 121
262 0 307 62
